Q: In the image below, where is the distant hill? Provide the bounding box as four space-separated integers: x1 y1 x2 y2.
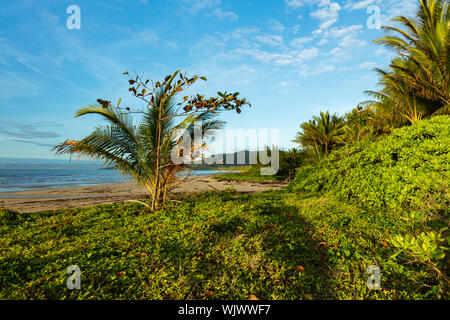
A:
0 150 261 170
187 150 259 170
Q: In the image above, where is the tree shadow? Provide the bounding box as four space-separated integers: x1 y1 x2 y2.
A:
196 191 339 299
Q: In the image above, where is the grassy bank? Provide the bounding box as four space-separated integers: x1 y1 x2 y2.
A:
0 188 446 299
0 117 448 300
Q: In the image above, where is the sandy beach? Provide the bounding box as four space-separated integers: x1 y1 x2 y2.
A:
0 176 287 213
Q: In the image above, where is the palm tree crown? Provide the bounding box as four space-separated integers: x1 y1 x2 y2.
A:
364 0 450 122
293 111 346 160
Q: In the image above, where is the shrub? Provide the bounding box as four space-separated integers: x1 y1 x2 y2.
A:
288 116 450 213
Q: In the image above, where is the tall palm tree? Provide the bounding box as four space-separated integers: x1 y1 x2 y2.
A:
54 73 224 210
293 111 346 160
368 0 450 119
362 58 433 125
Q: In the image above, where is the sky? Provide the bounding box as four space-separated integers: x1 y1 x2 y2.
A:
0 0 418 159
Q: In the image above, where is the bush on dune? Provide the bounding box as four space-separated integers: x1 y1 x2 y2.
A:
288 116 450 294
288 116 450 213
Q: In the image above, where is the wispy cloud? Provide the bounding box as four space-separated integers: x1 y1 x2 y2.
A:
16 56 40 73
213 8 239 21
256 35 284 47
269 20 285 33
182 0 238 20
311 1 341 29
344 0 377 11
0 119 62 140
291 36 314 48
284 0 315 9
343 0 418 23
0 137 55 148
358 62 376 69
299 64 335 77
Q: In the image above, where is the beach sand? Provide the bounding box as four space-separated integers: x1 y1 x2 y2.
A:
0 176 287 213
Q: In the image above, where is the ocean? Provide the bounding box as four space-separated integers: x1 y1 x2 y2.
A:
0 158 223 193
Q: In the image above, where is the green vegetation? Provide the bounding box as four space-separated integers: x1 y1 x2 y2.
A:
293 111 346 161
289 116 450 212
213 166 281 182
291 116 450 295
54 70 249 210
213 149 308 182
364 0 449 122
0 185 446 300
0 0 448 301
2 116 447 300
295 0 450 163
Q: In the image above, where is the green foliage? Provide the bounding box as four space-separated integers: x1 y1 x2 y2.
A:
54 70 249 210
0 189 444 300
390 231 447 263
278 149 310 180
288 116 450 212
293 111 346 161
289 116 449 294
213 166 281 181
213 149 309 182
363 0 450 125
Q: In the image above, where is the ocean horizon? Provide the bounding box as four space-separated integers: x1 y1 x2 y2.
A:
0 158 223 193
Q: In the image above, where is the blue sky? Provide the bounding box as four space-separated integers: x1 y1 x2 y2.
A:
0 0 418 159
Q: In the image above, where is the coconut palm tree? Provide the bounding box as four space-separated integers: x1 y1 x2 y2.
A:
53 71 246 210
293 111 346 161
369 0 450 119
362 58 433 125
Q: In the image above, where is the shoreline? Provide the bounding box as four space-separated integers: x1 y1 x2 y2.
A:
0 176 287 213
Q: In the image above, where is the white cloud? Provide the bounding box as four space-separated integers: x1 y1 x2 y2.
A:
235 46 319 67
285 0 341 30
291 36 314 48
184 0 221 13
256 35 284 47
311 1 341 29
183 0 238 20
284 0 313 8
343 0 418 24
358 62 376 69
299 64 335 76
270 20 285 33
375 48 387 56
321 24 366 49
280 81 298 87
326 25 363 38
339 34 366 48
213 8 239 21
329 47 347 58
383 0 418 22
344 0 376 11
297 47 320 60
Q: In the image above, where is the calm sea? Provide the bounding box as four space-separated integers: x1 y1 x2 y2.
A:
0 159 223 193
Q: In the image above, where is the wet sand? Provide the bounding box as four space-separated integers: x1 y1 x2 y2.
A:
0 176 287 213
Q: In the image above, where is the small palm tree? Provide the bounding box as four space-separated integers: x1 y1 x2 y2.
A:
293 111 346 160
54 70 248 210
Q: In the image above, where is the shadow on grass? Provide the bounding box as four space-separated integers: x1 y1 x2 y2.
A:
191 190 338 299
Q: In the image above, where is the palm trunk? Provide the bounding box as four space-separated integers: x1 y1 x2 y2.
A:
151 105 163 211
